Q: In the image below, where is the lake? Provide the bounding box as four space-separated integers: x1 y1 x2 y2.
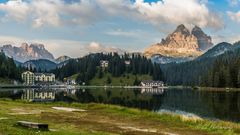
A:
0 88 239 123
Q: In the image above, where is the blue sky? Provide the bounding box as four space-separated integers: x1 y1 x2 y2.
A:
0 0 239 58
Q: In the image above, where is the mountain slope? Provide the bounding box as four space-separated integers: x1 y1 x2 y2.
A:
197 42 233 60
0 43 54 62
22 59 57 71
151 54 195 64
55 55 71 63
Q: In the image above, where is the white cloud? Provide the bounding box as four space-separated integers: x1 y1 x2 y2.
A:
31 0 62 28
0 0 223 30
133 0 223 29
105 29 141 38
0 0 29 22
86 42 126 54
227 11 240 23
212 34 240 44
228 0 240 6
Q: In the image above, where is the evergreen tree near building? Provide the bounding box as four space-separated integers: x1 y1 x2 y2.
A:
106 76 111 84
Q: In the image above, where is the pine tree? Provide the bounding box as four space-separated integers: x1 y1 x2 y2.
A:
106 76 111 84
98 67 103 78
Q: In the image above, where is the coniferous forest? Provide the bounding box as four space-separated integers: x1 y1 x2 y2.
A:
162 41 240 88
53 53 164 84
0 51 21 80
201 46 240 88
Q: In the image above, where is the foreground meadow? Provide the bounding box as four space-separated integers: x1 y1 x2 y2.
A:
0 99 239 135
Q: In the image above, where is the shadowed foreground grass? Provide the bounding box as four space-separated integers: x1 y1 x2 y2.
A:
0 99 239 135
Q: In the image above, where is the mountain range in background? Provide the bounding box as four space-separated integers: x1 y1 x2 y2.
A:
0 43 73 71
0 24 238 71
145 24 214 64
0 43 55 63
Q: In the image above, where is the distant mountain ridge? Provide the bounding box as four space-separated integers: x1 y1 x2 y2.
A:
0 43 55 62
22 59 57 71
197 42 233 60
144 24 213 63
55 55 71 63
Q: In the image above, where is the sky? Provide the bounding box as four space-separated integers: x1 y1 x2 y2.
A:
0 0 239 58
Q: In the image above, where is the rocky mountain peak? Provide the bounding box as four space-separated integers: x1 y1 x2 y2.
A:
174 24 191 36
191 25 213 51
144 24 213 61
2 44 13 48
30 43 45 50
192 25 202 33
21 43 29 50
0 43 55 62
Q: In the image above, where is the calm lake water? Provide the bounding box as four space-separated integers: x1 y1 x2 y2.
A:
0 88 240 123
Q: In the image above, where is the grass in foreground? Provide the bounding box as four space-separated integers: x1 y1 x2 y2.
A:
0 99 239 135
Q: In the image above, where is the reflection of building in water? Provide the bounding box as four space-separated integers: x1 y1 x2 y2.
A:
62 89 77 97
21 89 55 102
141 88 165 95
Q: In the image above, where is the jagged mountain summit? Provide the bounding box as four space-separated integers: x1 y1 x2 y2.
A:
144 24 213 63
191 26 213 51
0 43 55 62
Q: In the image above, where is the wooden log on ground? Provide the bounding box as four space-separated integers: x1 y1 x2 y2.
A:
17 121 48 130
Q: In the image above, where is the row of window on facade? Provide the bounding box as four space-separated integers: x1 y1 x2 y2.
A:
22 71 55 85
100 60 131 68
140 80 164 87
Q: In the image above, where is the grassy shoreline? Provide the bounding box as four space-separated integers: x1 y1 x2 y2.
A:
0 99 239 135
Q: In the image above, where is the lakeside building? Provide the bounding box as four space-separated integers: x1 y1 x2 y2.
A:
35 73 55 83
141 80 164 88
124 60 131 65
22 71 35 85
100 60 109 68
22 71 55 85
65 79 77 85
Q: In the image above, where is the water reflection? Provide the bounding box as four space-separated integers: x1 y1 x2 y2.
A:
54 88 165 111
21 89 56 102
0 88 240 123
141 88 164 95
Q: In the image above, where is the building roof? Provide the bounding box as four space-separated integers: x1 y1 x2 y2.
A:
22 71 34 74
141 80 164 84
34 73 55 76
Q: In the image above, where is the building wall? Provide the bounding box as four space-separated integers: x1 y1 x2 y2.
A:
22 71 56 85
22 71 35 85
